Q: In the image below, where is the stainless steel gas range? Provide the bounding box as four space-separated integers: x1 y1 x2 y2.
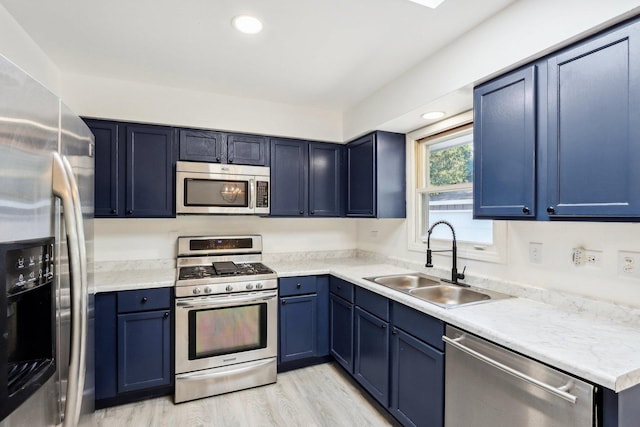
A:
174 235 278 403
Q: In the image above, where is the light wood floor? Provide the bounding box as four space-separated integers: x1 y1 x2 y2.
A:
95 362 400 427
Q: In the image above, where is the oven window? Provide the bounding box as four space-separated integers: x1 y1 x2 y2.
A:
184 178 248 207
188 303 267 359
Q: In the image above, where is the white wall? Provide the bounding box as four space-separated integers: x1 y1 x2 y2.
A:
60 73 343 142
356 218 640 308
0 4 60 94
94 216 357 262
344 0 640 140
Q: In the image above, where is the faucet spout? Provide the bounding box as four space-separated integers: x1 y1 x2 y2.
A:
425 220 465 285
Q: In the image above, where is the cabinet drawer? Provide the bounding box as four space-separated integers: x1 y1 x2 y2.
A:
355 287 389 322
329 276 354 303
117 288 171 313
392 302 444 350
279 276 317 297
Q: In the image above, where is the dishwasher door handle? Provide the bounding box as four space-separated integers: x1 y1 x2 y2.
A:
443 335 578 404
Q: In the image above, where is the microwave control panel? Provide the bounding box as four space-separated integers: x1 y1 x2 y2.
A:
256 181 269 208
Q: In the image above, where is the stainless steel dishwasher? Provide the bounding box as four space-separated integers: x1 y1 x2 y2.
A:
443 326 596 427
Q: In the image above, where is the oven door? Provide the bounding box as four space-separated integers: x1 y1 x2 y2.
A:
175 290 277 374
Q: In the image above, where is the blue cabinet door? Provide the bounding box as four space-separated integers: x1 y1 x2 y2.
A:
547 20 640 218
270 138 307 216
309 142 342 217
95 293 117 400
346 134 375 216
279 294 317 363
329 293 353 372
226 133 269 166
178 129 223 163
473 65 537 219
391 327 444 427
125 124 175 217
117 310 171 393
85 119 121 217
354 306 390 407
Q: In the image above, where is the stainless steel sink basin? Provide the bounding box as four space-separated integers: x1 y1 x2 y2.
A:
409 285 490 308
364 273 510 308
370 274 440 290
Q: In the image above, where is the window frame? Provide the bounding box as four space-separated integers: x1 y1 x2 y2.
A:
407 111 507 263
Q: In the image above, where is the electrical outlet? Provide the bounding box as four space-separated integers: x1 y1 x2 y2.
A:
585 250 602 267
618 251 640 277
572 247 585 266
529 242 542 264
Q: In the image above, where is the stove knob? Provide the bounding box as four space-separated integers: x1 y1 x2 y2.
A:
256 282 263 289
246 283 254 290
204 286 212 294
193 287 201 295
226 285 233 292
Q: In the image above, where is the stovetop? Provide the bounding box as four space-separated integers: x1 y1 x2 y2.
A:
178 262 275 281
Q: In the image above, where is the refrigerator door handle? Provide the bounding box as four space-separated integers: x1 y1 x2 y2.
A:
52 152 86 427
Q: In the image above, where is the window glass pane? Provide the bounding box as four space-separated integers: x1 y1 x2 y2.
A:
428 132 473 187
421 190 492 244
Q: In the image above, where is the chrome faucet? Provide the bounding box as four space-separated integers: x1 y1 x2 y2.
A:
425 220 466 286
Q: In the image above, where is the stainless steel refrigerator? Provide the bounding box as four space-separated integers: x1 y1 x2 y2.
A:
0 54 95 426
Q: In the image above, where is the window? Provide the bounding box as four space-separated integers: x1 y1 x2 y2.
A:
409 113 506 262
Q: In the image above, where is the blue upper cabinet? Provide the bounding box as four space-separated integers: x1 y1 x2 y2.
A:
125 125 175 217
86 120 120 217
270 138 343 217
179 129 268 166
86 119 176 218
473 65 537 219
179 129 224 163
546 19 640 219
270 138 307 216
474 17 640 221
226 133 269 166
308 142 342 217
346 131 405 218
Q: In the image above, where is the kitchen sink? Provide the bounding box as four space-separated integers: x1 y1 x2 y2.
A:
409 285 490 308
364 273 510 308
370 274 440 290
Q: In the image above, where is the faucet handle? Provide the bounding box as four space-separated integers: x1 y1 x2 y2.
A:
457 266 467 280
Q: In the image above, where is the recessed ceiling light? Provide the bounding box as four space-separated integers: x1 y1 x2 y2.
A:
422 111 446 120
232 15 263 34
405 0 446 9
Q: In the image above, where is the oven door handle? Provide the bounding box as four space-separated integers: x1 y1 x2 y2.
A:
176 292 277 308
176 358 274 381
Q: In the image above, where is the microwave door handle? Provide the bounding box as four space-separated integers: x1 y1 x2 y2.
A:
52 153 83 427
61 156 89 427
249 178 255 210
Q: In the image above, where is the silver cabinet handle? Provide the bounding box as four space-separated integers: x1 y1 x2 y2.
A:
442 335 578 404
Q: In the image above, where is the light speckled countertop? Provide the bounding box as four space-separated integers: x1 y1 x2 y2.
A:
94 256 640 393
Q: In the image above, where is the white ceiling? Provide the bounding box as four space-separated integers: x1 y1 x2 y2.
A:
2 0 515 112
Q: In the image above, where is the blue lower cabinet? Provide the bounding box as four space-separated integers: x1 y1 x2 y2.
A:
391 327 444 427
94 288 173 408
117 310 172 393
278 275 329 368
354 306 390 407
329 293 354 372
279 295 318 363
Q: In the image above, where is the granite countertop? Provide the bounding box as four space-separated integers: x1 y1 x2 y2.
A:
94 257 640 393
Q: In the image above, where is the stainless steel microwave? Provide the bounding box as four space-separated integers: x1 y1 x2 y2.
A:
176 161 270 215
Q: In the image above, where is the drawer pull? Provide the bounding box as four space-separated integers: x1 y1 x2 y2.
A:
296 283 301 289
141 297 148 303
163 312 169 319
